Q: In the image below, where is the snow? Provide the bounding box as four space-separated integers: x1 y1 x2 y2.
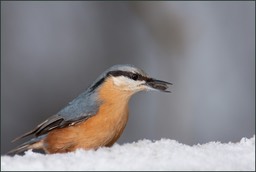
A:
1 136 255 171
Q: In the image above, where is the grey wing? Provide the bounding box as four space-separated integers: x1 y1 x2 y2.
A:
12 91 101 142
12 113 92 142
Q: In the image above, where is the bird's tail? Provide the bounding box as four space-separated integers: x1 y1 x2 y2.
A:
7 135 46 155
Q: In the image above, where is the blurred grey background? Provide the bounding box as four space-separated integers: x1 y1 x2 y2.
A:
1 1 255 154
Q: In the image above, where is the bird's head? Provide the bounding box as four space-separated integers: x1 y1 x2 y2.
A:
89 64 172 96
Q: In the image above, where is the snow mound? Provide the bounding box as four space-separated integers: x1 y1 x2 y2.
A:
1 136 255 171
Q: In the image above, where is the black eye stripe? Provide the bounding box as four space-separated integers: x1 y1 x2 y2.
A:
89 70 148 92
131 73 138 80
107 70 147 81
89 77 105 92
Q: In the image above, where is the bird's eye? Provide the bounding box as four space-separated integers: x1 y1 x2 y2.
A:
131 73 139 80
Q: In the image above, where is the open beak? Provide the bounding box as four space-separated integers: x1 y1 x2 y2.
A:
145 78 172 93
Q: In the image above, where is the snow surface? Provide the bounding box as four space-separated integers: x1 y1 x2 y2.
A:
1 136 255 171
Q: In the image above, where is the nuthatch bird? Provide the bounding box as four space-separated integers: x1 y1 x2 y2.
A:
9 64 171 154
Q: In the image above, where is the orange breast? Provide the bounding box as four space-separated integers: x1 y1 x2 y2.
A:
44 78 133 154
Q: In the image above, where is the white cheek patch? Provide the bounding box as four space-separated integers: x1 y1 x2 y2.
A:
112 76 145 91
112 76 127 86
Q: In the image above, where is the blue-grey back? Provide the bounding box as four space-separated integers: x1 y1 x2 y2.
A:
57 64 145 121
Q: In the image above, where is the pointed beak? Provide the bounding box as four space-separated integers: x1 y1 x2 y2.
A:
145 78 172 93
